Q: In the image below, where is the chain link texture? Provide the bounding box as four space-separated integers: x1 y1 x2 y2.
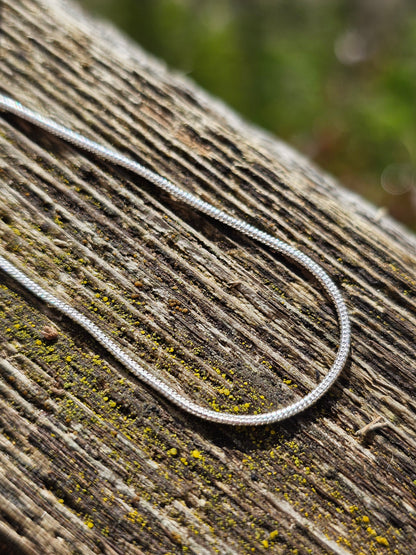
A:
0 94 351 425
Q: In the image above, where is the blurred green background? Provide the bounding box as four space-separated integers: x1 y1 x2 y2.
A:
79 0 416 231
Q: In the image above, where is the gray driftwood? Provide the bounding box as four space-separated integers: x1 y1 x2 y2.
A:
0 0 415 553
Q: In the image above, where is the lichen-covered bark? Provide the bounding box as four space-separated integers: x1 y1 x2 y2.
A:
0 0 415 553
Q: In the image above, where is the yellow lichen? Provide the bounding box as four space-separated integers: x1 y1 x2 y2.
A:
269 530 278 539
376 536 389 547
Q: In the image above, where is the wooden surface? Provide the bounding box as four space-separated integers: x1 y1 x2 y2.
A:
1 0 415 553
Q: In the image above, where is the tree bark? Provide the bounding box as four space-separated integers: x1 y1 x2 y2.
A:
0 0 415 553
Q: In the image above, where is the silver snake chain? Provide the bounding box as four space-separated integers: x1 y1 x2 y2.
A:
0 94 351 426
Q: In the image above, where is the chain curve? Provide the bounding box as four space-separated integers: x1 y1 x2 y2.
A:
0 94 351 425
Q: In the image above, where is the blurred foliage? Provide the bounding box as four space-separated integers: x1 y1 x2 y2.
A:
79 0 416 230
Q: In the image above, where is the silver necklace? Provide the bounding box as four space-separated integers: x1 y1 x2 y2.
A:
0 94 351 426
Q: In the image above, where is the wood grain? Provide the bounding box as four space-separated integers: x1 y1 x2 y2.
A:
0 0 415 553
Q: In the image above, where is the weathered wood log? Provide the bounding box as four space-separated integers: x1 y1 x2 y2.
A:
1 0 415 553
